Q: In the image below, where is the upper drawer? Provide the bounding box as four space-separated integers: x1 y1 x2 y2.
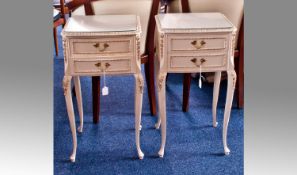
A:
70 37 133 56
169 35 227 52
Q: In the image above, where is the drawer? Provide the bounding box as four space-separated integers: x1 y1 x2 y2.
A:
74 59 131 74
169 55 227 71
169 36 227 52
70 37 133 56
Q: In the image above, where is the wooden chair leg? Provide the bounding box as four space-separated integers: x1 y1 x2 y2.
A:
237 16 244 108
53 27 58 56
92 76 100 123
145 55 157 116
237 49 244 108
182 73 191 112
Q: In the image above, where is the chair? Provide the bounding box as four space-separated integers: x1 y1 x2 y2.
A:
166 0 244 109
65 0 160 123
53 0 73 16
53 0 66 56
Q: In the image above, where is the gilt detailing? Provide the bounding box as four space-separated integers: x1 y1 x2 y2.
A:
63 76 71 96
158 73 166 91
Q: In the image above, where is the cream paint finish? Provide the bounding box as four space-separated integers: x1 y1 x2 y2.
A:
155 13 237 157
62 15 145 162
71 0 153 55
64 15 137 32
167 0 244 46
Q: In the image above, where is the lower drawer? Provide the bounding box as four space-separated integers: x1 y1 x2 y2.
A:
169 54 227 72
74 59 131 74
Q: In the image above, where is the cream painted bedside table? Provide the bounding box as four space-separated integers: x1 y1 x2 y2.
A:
155 13 237 157
61 15 144 162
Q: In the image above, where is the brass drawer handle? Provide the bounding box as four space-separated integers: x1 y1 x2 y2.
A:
93 43 109 52
191 58 206 66
105 63 110 69
93 43 100 48
191 40 206 49
94 62 111 70
94 62 101 67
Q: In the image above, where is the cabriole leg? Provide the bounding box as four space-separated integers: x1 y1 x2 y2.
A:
74 76 83 133
212 71 221 128
63 76 77 162
223 70 236 155
157 73 167 158
134 74 144 159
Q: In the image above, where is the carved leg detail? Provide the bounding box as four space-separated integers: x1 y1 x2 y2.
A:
74 76 83 133
63 76 77 162
212 72 221 128
157 73 167 158
134 74 144 159
223 70 236 155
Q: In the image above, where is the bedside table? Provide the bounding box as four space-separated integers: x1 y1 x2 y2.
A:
62 15 144 162
155 13 237 157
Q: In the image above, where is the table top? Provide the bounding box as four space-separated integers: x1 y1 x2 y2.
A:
156 13 236 33
62 15 141 36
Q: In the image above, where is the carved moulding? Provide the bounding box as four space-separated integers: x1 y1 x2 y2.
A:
63 76 71 96
157 73 167 91
135 74 144 94
229 70 237 88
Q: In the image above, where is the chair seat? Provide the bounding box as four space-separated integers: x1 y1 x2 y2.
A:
53 8 62 21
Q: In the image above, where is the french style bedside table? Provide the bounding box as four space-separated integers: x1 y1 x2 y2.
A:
155 13 237 157
62 15 144 162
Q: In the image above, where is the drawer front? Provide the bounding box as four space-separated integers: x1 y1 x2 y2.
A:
74 59 131 74
170 36 227 52
71 37 133 56
169 55 227 72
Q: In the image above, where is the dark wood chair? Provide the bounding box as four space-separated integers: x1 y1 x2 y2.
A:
53 0 72 16
65 0 159 123
53 0 66 56
166 0 244 109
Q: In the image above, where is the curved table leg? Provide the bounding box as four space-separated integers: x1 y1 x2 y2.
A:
157 73 167 158
223 70 236 155
134 74 144 159
212 71 221 128
63 76 77 162
74 76 83 133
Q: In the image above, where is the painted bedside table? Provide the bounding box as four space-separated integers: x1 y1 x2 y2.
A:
62 15 144 162
155 13 237 157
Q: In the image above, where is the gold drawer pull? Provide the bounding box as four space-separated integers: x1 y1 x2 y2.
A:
191 40 206 49
105 63 111 69
93 43 100 48
191 58 206 66
93 43 109 52
94 62 111 70
94 62 101 67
